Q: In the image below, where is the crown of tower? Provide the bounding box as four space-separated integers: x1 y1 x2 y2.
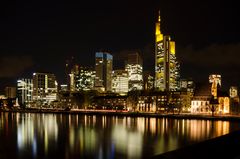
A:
158 10 161 22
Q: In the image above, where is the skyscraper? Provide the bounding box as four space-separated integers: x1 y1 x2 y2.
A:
32 72 58 105
17 78 33 106
112 70 129 95
95 52 113 92
69 64 79 92
155 11 180 91
125 52 143 91
69 65 95 92
65 56 75 91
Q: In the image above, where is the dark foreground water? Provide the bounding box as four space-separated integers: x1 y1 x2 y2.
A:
0 112 239 159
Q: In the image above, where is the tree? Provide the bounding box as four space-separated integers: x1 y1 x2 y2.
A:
7 98 14 109
128 90 141 112
0 99 3 108
82 90 96 109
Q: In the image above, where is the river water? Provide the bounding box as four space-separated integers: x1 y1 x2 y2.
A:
0 112 239 159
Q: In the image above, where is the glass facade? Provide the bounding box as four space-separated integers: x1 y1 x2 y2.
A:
17 78 33 107
155 12 180 91
77 67 95 91
125 52 143 91
69 65 95 91
209 74 221 97
112 70 129 95
95 52 113 92
32 73 58 105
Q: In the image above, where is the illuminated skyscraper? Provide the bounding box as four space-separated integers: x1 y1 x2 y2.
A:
17 78 33 106
155 11 180 91
65 56 75 91
69 64 79 92
69 65 95 91
95 52 113 92
125 52 143 91
33 72 58 105
112 70 129 95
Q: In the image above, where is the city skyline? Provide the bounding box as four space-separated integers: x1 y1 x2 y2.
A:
1 1 240 91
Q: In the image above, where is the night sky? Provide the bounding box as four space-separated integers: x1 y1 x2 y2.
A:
1 0 240 92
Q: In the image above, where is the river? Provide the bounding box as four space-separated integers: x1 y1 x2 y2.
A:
0 112 239 159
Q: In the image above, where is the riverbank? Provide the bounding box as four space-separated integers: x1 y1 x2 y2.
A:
1 108 240 121
152 129 240 159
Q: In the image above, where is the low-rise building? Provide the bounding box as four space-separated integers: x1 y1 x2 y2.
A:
191 82 230 114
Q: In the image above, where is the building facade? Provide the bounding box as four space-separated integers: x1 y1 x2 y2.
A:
191 82 230 114
209 74 221 97
17 78 33 107
180 79 194 93
229 86 240 114
155 11 180 91
32 72 58 106
5 87 16 98
143 72 154 91
112 70 129 95
69 65 95 92
65 56 76 91
95 52 113 92
229 86 238 98
125 52 143 91
69 64 79 92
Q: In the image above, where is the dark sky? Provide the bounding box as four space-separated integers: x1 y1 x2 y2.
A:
1 0 240 91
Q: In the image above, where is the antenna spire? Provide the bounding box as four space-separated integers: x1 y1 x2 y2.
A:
158 10 161 22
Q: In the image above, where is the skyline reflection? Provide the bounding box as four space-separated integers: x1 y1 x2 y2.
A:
0 112 239 159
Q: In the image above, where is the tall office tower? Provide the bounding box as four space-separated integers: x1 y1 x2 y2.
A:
69 65 95 91
17 78 33 106
65 56 75 90
95 52 113 92
77 67 95 91
125 52 143 91
209 74 221 97
32 72 58 105
155 11 180 91
5 87 16 98
69 64 80 92
229 86 238 98
112 70 129 95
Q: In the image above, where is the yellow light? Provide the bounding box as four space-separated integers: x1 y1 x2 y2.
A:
170 41 175 54
155 23 163 42
157 58 164 63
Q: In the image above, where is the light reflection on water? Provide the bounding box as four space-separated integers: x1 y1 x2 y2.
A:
0 112 239 159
